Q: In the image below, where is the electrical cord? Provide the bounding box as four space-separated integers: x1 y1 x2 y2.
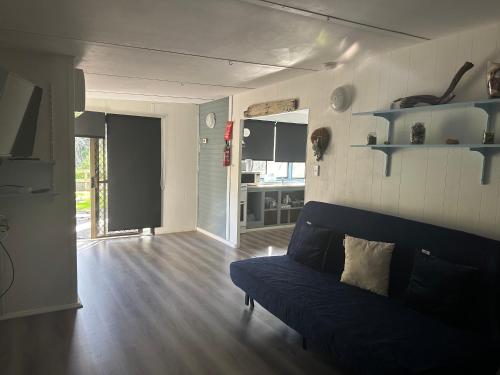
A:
0 240 14 298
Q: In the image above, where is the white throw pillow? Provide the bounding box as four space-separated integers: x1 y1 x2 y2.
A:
340 235 395 297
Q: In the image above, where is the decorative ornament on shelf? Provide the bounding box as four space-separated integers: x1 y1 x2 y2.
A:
205 112 216 128
446 138 460 145
330 86 351 112
367 132 377 145
487 61 500 98
393 62 474 108
483 131 495 144
410 122 426 144
310 127 331 161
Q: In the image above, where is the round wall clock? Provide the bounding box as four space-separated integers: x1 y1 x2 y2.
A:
330 86 351 112
205 112 216 128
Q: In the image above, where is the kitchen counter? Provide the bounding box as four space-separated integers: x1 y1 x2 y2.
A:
247 183 305 192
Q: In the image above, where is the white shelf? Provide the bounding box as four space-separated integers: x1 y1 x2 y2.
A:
0 159 55 194
0 191 58 199
351 144 500 149
0 159 55 166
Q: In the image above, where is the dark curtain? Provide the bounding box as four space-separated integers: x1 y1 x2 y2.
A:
106 113 161 231
242 120 275 161
75 111 105 138
275 122 307 162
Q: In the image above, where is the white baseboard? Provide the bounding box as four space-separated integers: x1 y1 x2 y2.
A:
196 227 237 248
0 299 83 321
155 227 196 235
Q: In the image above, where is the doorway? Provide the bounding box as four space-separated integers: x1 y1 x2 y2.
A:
75 137 95 240
75 136 117 240
75 111 162 240
239 109 309 252
75 136 109 240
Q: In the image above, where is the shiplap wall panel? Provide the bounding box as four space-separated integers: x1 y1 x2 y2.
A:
198 97 229 239
230 22 500 244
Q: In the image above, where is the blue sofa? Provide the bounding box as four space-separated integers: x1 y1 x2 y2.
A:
230 201 500 374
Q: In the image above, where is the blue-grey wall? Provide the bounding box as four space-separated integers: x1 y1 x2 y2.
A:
197 97 229 238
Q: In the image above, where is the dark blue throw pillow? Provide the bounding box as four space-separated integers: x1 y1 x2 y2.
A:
287 221 336 271
404 250 478 328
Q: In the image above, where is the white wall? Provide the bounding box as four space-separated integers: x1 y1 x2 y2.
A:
0 48 78 318
86 98 198 233
230 22 500 246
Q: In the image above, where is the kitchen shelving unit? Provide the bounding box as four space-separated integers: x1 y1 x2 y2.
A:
246 185 305 229
351 98 500 184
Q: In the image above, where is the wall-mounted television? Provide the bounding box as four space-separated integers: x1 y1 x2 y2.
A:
0 66 43 158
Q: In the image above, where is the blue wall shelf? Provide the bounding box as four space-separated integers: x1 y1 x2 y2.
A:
351 144 500 149
353 98 500 118
351 98 500 184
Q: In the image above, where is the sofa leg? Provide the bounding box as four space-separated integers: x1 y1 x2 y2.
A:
302 337 307 351
245 293 249 306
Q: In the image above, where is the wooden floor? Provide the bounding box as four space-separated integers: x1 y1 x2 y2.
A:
0 228 347 375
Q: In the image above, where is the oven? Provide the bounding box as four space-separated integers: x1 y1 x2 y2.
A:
240 184 247 233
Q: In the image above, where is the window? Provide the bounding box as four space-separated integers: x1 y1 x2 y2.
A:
266 161 288 178
251 160 267 175
291 163 305 179
250 161 305 181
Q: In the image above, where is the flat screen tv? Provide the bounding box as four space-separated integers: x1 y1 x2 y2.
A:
0 66 43 158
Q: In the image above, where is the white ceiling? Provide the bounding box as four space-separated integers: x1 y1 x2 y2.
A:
272 0 500 39
0 0 498 104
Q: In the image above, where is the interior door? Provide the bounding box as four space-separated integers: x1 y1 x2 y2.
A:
106 114 162 232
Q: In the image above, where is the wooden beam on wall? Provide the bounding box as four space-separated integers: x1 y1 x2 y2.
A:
244 99 298 118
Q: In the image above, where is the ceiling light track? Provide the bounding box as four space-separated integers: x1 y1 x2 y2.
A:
85 72 256 90
87 89 215 101
241 0 429 41
0 27 319 71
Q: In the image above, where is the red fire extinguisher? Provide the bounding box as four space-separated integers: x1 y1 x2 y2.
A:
224 121 233 141
223 121 233 167
223 142 231 167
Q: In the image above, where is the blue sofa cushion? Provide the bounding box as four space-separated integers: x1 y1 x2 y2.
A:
230 255 499 374
287 221 342 271
404 250 479 328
